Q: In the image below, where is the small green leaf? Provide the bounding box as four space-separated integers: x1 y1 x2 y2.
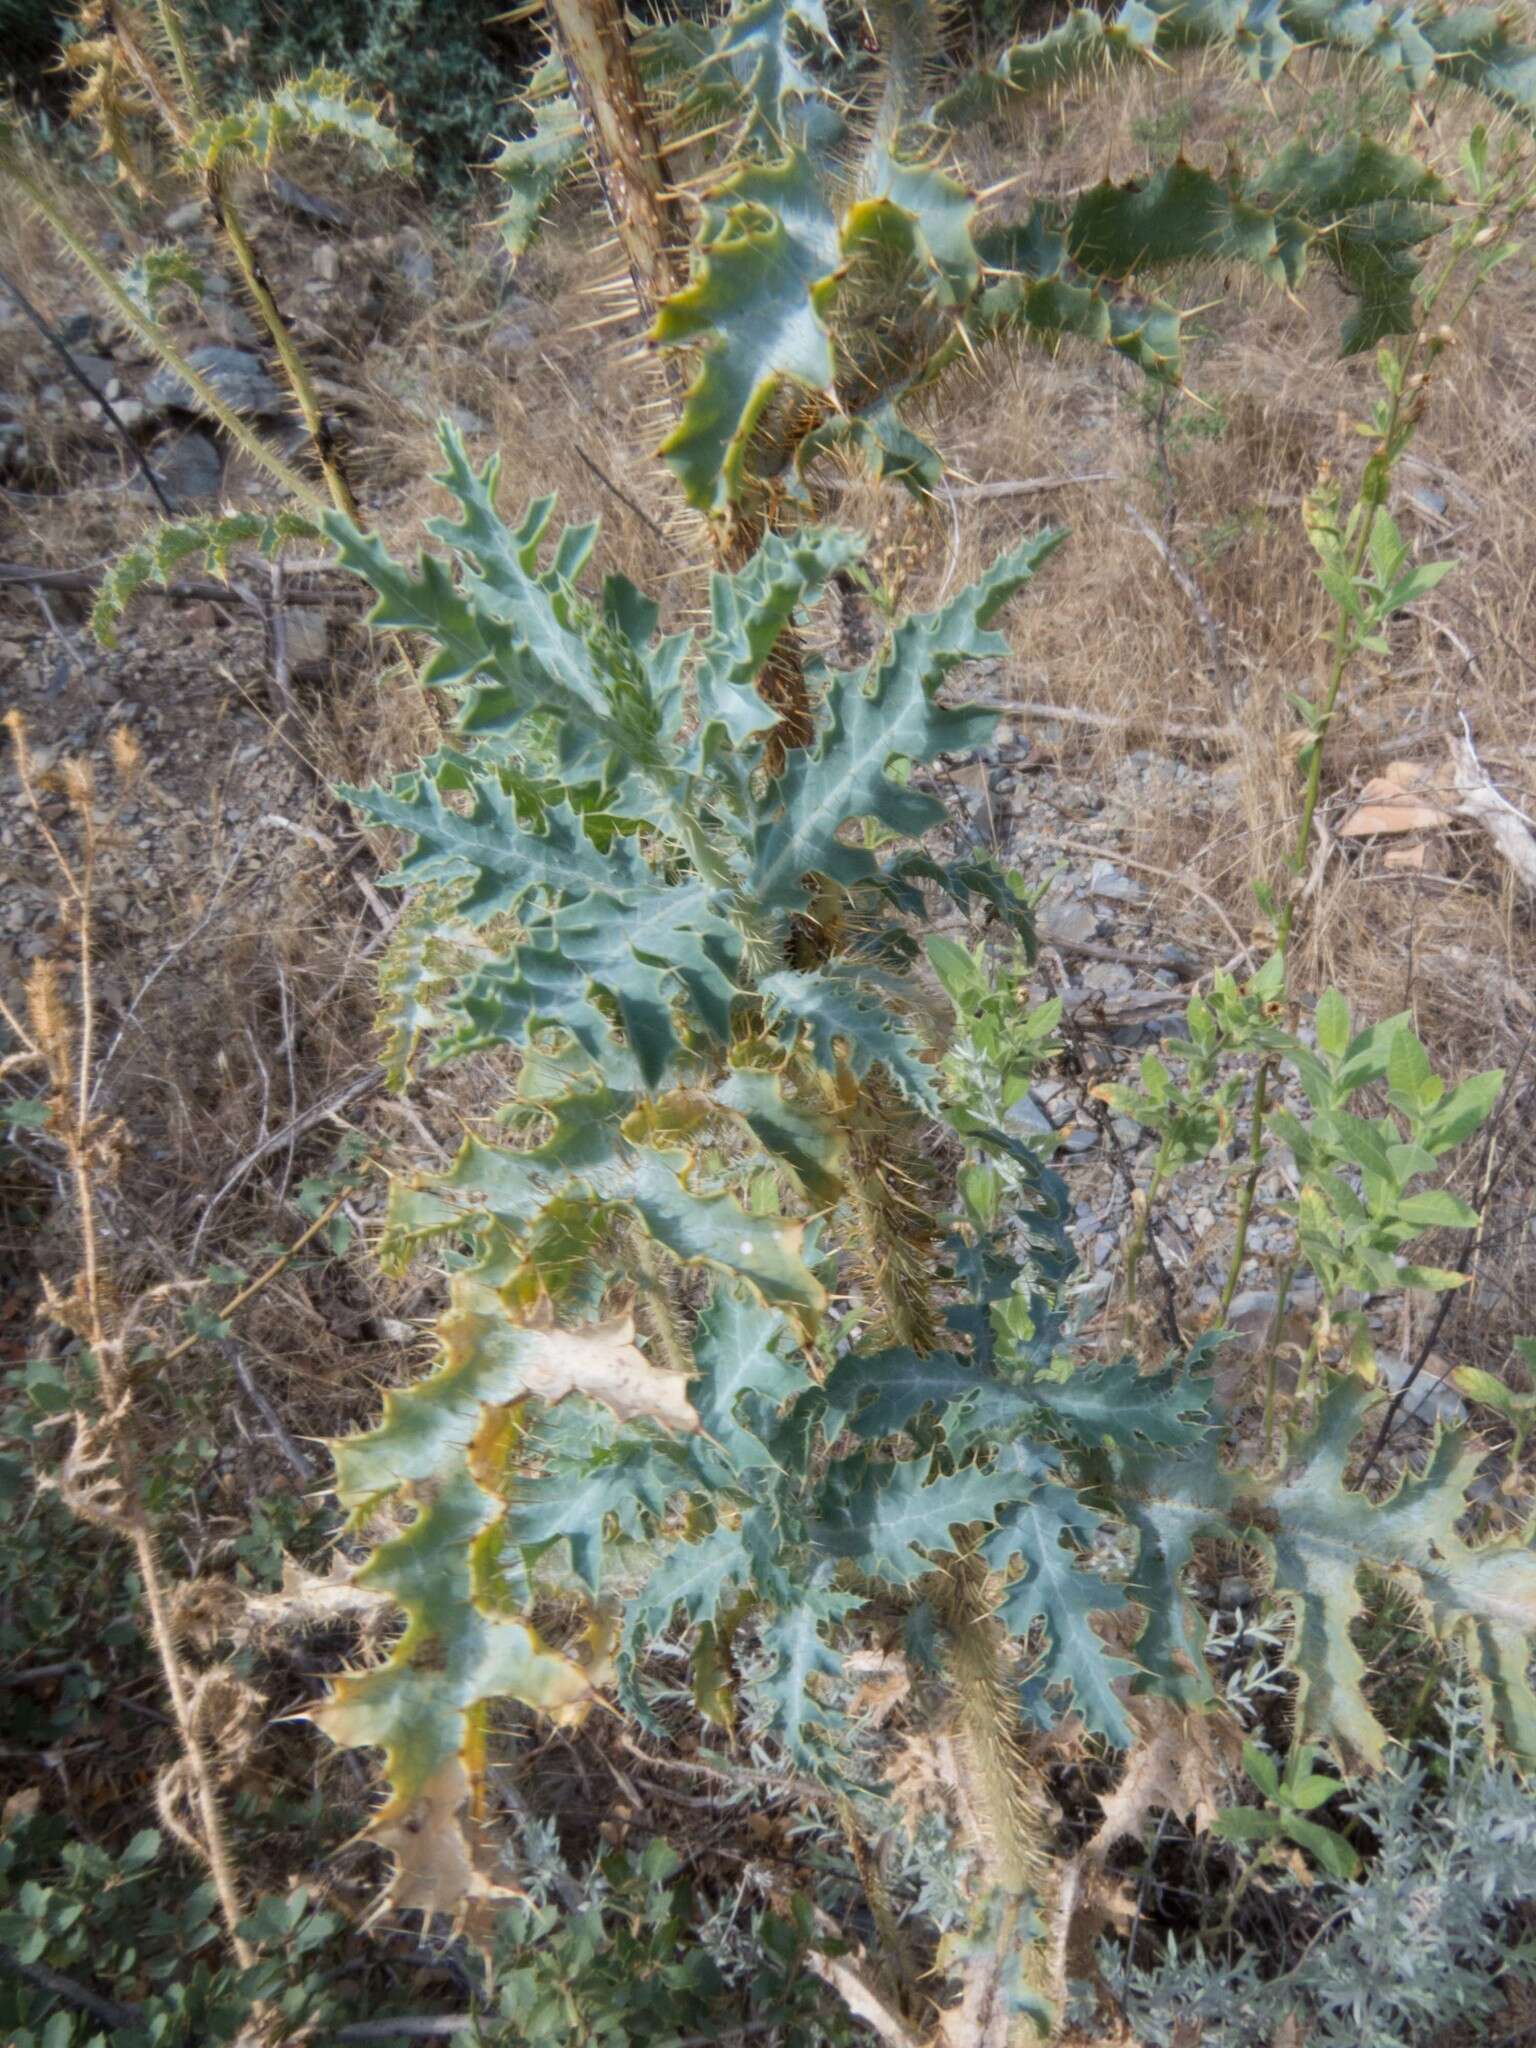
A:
1281 1811 1360 1881
1315 988 1350 1061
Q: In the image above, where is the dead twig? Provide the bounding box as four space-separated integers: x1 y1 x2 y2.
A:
1446 724 1536 893
1124 500 1233 704
0 264 177 518
972 696 1237 745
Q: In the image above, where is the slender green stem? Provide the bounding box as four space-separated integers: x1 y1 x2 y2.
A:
1260 1255 1298 1463
1219 1058 1274 1317
1123 1132 1174 1333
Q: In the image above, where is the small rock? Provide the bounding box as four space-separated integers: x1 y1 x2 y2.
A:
312 242 340 284
1409 484 1448 519
1060 1125 1099 1155
163 198 206 234
145 345 285 418
65 352 117 394
442 404 489 438
1374 1351 1467 1428
1218 1575 1254 1611
1089 859 1147 904
142 428 223 505
108 397 147 431
279 608 329 672
1038 895 1098 946
395 231 435 293
1005 1094 1055 1138
489 318 536 355
1083 961 1135 994
1110 1116 1144 1149
268 171 351 229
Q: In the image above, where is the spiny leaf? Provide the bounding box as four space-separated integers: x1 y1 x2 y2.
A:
333 1284 695 1508
342 774 615 925
695 525 866 750
654 152 841 514
717 1066 847 1206
92 511 318 645
311 1459 588 1918
118 245 204 319
688 1283 811 1473
986 1488 1137 1745
754 1581 860 1769
492 90 586 258
631 1150 826 1325
749 528 1063 911
185 67 413 174
822 1345 1044 1445
760 967 940 1111
1263 1377 1536 1763
447 872 741 1089
812 1450 1049 1587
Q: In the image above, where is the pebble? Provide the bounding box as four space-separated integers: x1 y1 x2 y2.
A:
145 345 286 419
1038 895 1098 946
1089 859 1147 904
163 198 206 234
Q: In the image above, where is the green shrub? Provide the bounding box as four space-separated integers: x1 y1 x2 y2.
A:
183 0 519 188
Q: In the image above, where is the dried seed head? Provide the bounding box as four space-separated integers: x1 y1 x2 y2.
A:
25 959 73 1086
61 758 96 813
109 725 145 787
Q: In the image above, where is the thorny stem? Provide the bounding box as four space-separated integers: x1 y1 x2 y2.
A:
0 155 323 510
626 1226 693 1381
126 1 363 520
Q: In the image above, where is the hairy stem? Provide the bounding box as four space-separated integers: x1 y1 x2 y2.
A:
129 1 362 519
1218 1057 1274 1318
1 156 323 509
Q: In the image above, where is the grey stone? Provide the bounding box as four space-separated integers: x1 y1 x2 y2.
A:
396 233 435 292
490 319 537 355
1004 1093 1055 1138
1218 1575 1254 1611
1110 1116 1145 1149
145 346 285 418
268 171 351 229
163 199 206 234
1060 1125 1099 1155
1089 859 1147 904
443 404 490 438
1374 1351 1467 1428
1083 961 1135 994
279 608 329 672
108 398 147 431
1038 895 1098 946
143 429 223 505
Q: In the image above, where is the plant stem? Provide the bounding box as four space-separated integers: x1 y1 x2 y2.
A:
1123 1132 1174 1334
157 1184 355 1366
48 776 255 1972
5 157 322 509
626 1226 693 1381
129 2 362 520
1218 1057 1274 1318
1259 1255 1298 1463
